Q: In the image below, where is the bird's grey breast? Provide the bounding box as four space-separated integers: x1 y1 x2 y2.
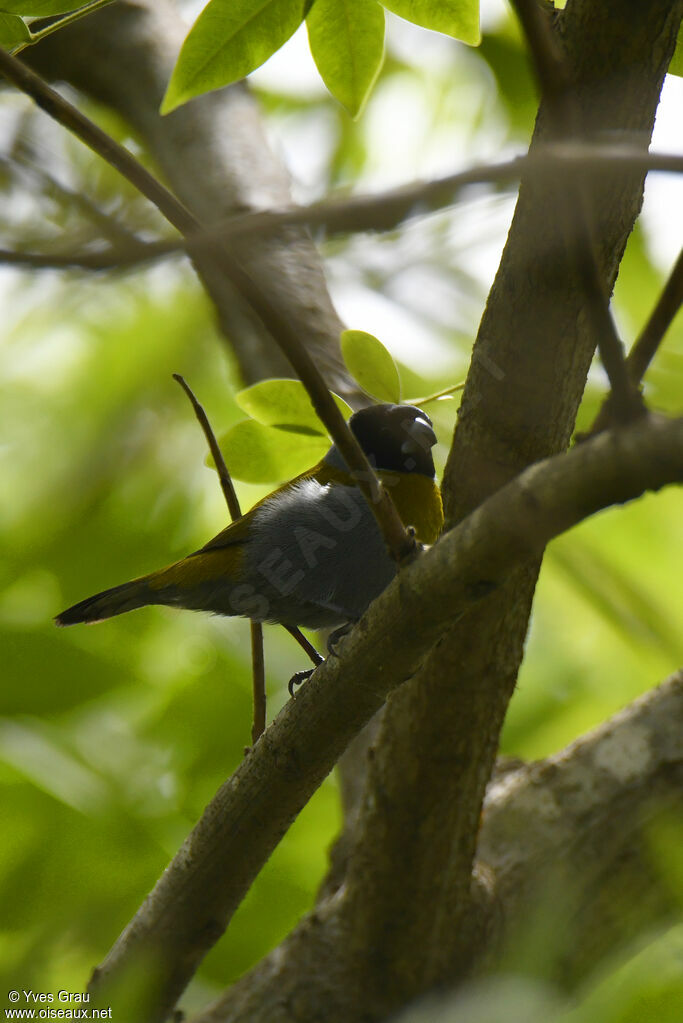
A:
245 478 396 626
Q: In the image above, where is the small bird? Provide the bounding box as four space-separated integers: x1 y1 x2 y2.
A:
56 403 443 632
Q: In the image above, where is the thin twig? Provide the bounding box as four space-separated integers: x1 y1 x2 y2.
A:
172 374 241 520
0 246 135 270
585 247 683 438
172 374 267 743
0 45 411 562
511 0 645 424
249 623 266 744
628 246 683 383
12 0 117 55
3 146 683 273
0 48 195 234
405 381 465 406
0 149 141 249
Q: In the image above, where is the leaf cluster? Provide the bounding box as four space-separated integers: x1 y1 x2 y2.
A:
161 0 481 116
214 329 422 482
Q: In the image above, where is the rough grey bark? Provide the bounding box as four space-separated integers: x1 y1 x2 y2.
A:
28 0 356 396
478 669 683 986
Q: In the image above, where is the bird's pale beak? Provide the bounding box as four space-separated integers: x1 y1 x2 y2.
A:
401 416 437 455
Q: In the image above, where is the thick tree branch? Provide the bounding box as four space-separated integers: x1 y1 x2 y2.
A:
122 146 683 258
511 0 644 423
479 669 683 987
192 670 683 1023
85 413 683 1020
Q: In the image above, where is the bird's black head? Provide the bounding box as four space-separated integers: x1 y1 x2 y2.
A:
348 403 437 477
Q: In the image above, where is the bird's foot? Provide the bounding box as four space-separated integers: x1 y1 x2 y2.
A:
288 668 314 697
286 620 358 695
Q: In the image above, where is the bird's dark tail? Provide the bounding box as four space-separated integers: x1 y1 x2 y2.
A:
55 577 154 626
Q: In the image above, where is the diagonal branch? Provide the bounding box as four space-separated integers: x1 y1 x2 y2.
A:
627 245 683 383
172 375 267 744
586 246 683 437
84 413 683 1021
479 669 683 987
190 670 683 1023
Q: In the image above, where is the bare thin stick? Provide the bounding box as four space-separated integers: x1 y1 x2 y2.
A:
173 374 240 519
585 247 683 438
405 381 465 406
628 246 683 383
0 46 410 562
0 246 138 270
172 374 266 741
172 375 324 735
510 0 645 424
249 623 266 745
12 0 117 55
0 150 141 248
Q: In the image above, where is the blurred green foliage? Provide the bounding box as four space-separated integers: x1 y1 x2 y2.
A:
1 6 681 1020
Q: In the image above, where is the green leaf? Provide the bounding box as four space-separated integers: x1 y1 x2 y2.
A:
669 24 683 77
341 329 401 403
213 419 329 482
235 378 352 434
380 0 480 46
0 1 93 12
0 12 30 47
161 0 306 115
306 0 385 118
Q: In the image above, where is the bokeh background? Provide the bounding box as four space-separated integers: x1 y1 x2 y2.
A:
1 0 682 1017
